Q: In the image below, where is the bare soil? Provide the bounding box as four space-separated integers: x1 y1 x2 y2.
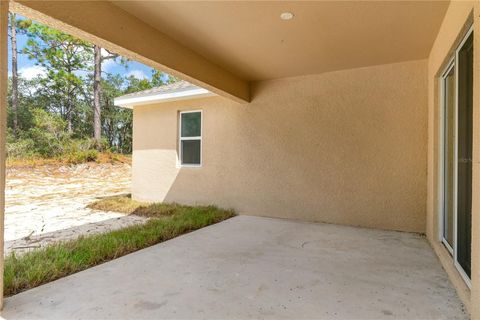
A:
5 162 147 255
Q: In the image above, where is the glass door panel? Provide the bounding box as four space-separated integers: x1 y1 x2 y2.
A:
456 31 473 278
443 64 455 250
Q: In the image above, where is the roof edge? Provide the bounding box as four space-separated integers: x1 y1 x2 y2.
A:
114 87 216 108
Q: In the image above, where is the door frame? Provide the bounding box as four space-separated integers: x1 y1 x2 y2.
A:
453 24 473 287
439 58 455 256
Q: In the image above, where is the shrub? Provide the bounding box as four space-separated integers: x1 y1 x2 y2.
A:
23 109 70 157
6 108 129 165
62 138 95 153
65 149 98 164
6 138 37 159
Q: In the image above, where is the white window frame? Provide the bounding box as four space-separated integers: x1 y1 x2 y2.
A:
438 24 473 289
439 57 455 256
178 110 203 167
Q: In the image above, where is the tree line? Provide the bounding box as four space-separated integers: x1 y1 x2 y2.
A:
7 14 174 159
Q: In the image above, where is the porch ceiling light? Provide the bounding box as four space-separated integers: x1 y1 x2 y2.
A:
280 12 294 21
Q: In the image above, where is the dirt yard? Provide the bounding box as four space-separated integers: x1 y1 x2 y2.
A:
5 163 147 255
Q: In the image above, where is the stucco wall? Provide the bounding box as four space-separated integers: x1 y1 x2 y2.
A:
425 0 477 314
133 59 428 233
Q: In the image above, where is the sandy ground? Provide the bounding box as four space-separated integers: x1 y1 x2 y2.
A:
5 163 147 255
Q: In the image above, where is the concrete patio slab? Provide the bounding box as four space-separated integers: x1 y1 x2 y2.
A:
2 215 467 319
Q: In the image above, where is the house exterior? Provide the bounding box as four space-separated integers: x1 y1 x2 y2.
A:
1 0 480 318
115 65 428 234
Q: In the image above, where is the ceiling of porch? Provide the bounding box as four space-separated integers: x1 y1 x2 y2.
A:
112 1 450 81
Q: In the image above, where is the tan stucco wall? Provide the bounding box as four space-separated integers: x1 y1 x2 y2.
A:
425 0 477 313
133 59 428 233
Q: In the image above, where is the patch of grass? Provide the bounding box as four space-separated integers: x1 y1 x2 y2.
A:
4 202 235 296
88 195 199 218
87 195 143 214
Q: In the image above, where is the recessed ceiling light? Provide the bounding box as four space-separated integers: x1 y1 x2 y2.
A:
280 12 294 21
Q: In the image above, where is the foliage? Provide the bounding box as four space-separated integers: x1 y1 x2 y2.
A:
64 149 99 164
27 108 70 156
4 203 235 296
7 16 175 160
100 74 133 153
5 134 36 159
7 109 98 161
22 22 94 134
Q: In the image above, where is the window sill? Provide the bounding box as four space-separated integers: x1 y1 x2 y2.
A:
177 164 202 168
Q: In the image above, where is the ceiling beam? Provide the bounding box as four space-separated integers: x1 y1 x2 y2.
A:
10 0 250 103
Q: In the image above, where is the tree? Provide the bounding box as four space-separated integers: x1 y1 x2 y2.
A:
101 74 132 153
8 15 32 137
93 45 118 148
9 13 18 137
22 23 93 133
151 69 177 86
8 13 19 137
93 45 101 146
7 19 176 157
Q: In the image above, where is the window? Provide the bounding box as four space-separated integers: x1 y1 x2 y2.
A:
179 110 202 166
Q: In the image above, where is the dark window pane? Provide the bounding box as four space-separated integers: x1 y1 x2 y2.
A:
181 140 201 165
457 31 473 278
181 112 201 137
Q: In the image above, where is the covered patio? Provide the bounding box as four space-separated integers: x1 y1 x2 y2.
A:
2 216 467 319
0 1 479 319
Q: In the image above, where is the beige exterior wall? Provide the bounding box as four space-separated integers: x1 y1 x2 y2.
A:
425 1 478 314
133 59 428 233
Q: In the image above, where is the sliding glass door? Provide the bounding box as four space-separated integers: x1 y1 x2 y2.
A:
456 31 473 278
440 27 473 285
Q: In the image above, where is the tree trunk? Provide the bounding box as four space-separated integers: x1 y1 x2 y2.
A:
9 13 18 138
93 45 102 148
66 105 73 134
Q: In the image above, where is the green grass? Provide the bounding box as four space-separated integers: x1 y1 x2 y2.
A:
4 199 235 296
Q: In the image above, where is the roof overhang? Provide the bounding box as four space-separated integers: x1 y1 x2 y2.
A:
10 1 449 102
112 1 449 81
114 87 216 109
10 0 250 104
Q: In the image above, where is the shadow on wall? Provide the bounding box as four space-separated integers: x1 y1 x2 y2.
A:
132 59 428 233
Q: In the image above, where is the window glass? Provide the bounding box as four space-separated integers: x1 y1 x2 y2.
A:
181 112 201 137
181 140 201 165
456 31 473 278
179 111 202 166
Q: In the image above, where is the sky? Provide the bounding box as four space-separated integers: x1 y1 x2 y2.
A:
7 15 164 82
